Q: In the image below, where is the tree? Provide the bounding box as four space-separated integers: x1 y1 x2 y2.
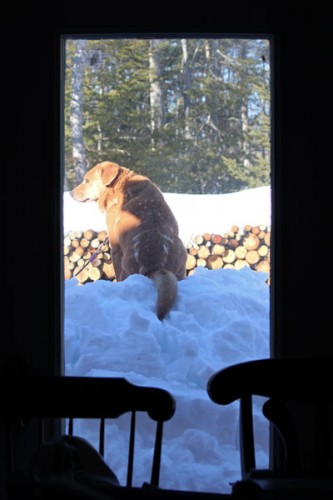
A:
69 39 87 184
181 39 192 140
64 37 271 194
149 39 165 146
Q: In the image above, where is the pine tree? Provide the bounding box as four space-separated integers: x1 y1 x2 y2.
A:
64 37 271 194
69 39 87 184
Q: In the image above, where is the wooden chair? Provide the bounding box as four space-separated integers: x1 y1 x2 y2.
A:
207 357 333 498
3 373 176 499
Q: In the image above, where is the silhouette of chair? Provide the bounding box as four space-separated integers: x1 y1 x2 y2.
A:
207 357 333 498
3 373 176 499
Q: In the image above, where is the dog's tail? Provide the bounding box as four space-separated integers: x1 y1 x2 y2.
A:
151 269 178 320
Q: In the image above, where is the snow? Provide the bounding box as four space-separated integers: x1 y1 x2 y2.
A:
63 185 271 245
64 185 271 494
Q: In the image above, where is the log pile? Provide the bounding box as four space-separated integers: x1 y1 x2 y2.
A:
64 224 270 285
64 229 115 284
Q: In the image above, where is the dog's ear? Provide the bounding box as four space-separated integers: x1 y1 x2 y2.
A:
98 162 120 186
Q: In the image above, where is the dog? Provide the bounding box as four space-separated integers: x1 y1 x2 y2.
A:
70 161 187 320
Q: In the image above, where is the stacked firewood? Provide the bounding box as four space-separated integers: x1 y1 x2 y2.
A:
64 229 115 284
185 224 270 275
64 224 270 284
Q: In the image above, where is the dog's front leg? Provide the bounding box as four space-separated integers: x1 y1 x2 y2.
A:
110 245 124 282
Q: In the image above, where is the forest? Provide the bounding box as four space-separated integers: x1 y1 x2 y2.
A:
64 37 270 194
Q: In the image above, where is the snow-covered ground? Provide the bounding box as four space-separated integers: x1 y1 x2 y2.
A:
63 186 271 494
64 186 271 244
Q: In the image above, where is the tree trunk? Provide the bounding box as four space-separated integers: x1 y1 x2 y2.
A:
181 39 191 140
149 40 165 147
240 43 250 170
210 39 221 129
241 101 250 168
70 39 87 183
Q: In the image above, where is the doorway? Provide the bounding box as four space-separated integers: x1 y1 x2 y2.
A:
62 36 271 493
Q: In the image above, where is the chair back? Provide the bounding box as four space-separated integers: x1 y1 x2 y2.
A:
207 357 333 480
3 374 176 495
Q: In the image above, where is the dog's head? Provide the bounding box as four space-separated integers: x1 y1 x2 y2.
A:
70 161 121 203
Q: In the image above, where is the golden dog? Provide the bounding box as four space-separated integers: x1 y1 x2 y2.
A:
71 161 187 320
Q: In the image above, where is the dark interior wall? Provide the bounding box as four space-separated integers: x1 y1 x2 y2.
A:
1 24 62 376
1 4 331 498
256 5 331 471
1 18 63 499
271 7 331 357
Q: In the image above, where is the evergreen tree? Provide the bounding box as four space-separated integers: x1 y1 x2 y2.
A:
64 37 270 194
